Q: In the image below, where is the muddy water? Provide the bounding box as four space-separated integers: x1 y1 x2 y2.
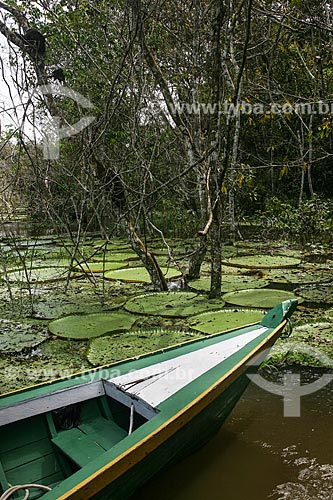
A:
134 368 333 500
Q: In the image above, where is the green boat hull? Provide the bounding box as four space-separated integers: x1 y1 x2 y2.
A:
95 372 251 500
0 300 298 500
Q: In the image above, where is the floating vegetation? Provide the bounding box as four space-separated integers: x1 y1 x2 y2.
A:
265 266 333 285
189 274 268 293
295 283 333 304
92 251 139 262
48 311 138 339
4 267 71 284
86 328 203 366
222 254 301 269
290 322 333 357
104 267 182 283
0 319 48 353
32 295 126 320
222 289 301 308
73 261 126 273
125 292 224 317
189 308 265 334
263 340 333 368
8 238 55 249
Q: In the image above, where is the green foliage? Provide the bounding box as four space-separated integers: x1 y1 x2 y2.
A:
261 197 333 244
189 309 264 334
222 289 301 309
0 320 48 353
48 311 138 339
86 328 203 366
125 292 224 318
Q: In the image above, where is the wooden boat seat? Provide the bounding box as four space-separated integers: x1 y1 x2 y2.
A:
51 417 127 468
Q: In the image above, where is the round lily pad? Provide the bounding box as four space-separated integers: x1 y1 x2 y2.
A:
14 238 55 249
265 266 333 285
5 267 71 284
222 255 301 269
86 328 204 366
0 319 48 353
124 292 224 317
74 261 126 273
48 311 138 339
222 289 301 308
92 252 139 262
295 284 333 304
33 296 126 320
104 267 182 283
189 308 265 334
189 275 268 293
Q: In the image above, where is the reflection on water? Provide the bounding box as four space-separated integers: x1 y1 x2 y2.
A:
134 368 333 500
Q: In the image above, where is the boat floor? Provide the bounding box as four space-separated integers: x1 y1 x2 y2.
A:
0 397 131 500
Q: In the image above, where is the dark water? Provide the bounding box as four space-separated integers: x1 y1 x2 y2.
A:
134 368 333 500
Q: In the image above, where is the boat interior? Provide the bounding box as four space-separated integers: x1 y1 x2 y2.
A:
0 379 158 499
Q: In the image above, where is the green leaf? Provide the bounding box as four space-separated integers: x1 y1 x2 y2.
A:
222 289 301 308
125 292 224 317
48 311 138 339
74 261 127 273
189 274 268 293
0 320 48 353
222 255 301 269
86 328 203 366
104 267 182 283
189 308 265 334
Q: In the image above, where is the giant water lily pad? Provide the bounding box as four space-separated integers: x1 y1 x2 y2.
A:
13 238 55 249
189 275 268 293
33 296 126 320
189 309 265 334
105 267 182 283
222 289 301 308
92 251 139 262
0 320 48 353
5 267 71 284
222 254 301 269
295 284 333 304
265 266 333 285
86 328 204 366
48 311 138 339
74 261 126 273
124 292 224 317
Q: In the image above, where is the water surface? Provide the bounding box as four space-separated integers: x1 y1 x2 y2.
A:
134 368 332 500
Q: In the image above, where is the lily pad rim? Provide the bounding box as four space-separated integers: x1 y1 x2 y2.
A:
104 266 183 284
48 310 139 340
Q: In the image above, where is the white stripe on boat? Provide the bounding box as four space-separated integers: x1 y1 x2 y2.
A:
109 326 268 407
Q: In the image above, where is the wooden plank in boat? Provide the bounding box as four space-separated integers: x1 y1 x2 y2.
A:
1 415 49 452
51 417 127 468
5 454 62 486
78 418 127 449
2 438 53 472
52 428 105 468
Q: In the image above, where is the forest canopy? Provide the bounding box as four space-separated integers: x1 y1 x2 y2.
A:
0 0 333 296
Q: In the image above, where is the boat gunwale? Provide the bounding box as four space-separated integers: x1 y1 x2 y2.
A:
0 321 263 401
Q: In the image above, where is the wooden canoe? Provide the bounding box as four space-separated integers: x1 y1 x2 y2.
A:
0 299 298 500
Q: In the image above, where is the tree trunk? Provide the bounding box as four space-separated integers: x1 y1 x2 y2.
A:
125 220 168 291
